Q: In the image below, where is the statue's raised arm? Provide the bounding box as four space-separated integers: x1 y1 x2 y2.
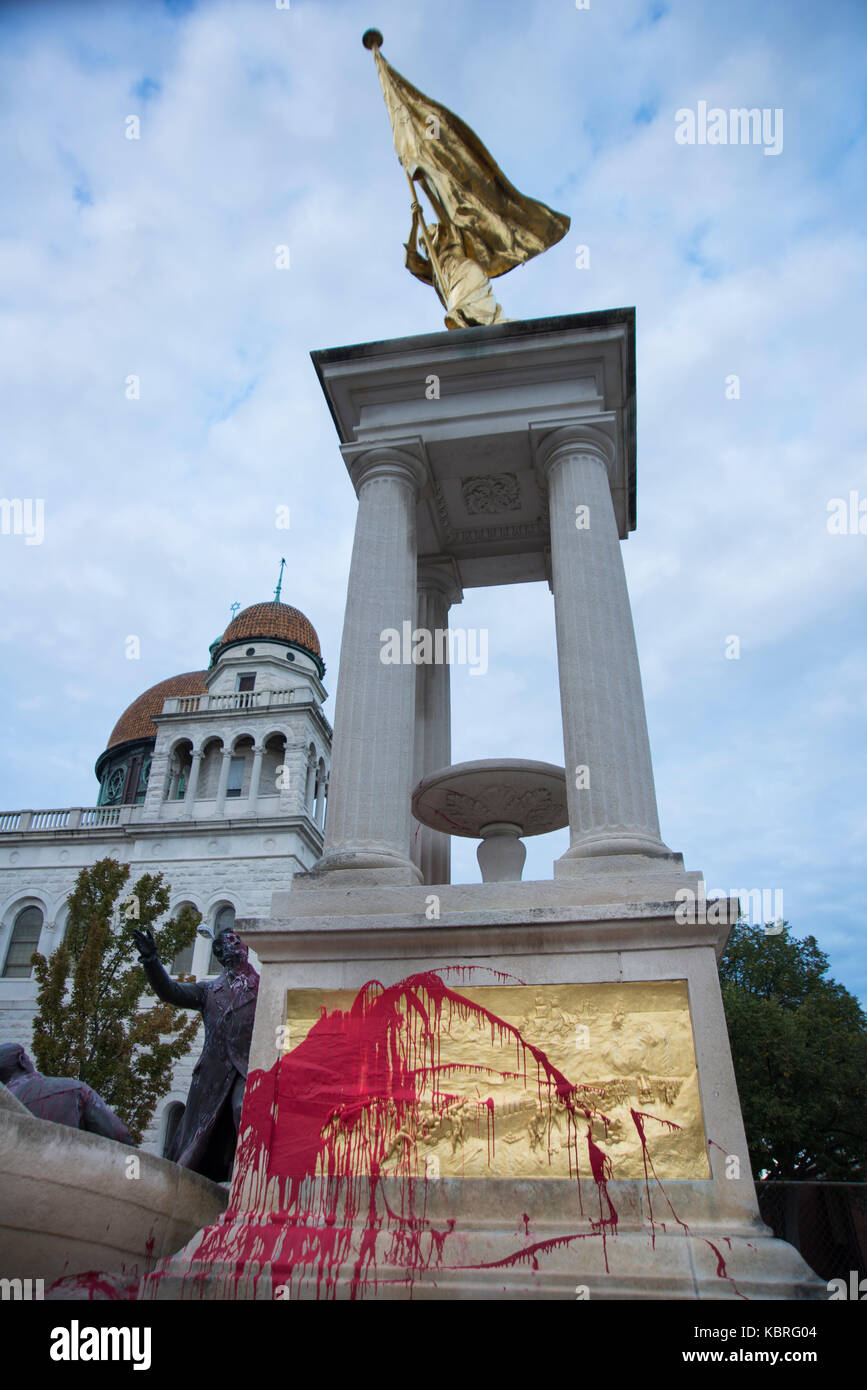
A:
133 927 206 1011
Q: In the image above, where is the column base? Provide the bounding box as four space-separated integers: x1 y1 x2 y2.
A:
560 831 674 863
300 850 423 888
555 850 685 878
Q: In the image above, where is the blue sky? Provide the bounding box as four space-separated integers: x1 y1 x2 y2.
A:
1 0 865 1000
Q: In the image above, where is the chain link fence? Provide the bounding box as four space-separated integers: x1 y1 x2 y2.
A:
757 1182 867 1283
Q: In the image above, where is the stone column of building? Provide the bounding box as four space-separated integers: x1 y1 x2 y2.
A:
181 748 203 819
412 562 461 885
246 744 264 816
213 747 232 820
536 426 670 867
141 748 170 819
304 754 316 812
277 736 297 814
316 446 428 882
315 770 328 828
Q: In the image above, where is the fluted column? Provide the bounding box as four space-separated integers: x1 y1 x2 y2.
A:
304 755 316 812
536 426 670 867
412 561 462 885
166 764 180 802
181 748 203 819
317 446 427 883
246 744 264 817
214 747 232 820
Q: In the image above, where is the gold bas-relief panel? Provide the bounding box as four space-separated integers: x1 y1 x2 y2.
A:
282 979 710 1181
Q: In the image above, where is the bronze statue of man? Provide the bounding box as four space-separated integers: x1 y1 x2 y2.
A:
0 1043 133 1144
132 925 259 1182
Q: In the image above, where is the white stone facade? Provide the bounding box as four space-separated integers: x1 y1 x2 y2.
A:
0 606 331 1154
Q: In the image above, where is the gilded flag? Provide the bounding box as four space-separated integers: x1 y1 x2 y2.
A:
372 46 570 280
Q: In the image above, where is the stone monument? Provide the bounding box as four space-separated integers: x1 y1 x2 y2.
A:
141 307 823 1300
139 33 821 1301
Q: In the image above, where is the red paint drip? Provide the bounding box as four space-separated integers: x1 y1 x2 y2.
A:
703 1240 748 1300
139 970 747 1300
46 1270 140 1301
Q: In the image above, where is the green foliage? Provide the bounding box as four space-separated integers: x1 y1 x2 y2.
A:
719 920 867 1181
30 858 201 1144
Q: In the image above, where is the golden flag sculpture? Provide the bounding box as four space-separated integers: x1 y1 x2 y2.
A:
363 30 570 330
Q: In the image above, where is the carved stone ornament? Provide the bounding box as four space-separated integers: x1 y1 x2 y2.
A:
460 472 522 515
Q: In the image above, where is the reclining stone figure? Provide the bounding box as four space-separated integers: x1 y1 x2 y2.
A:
0 1043 133 1145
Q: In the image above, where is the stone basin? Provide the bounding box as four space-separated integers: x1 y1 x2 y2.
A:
411 758 568 882
0 1083 227 1292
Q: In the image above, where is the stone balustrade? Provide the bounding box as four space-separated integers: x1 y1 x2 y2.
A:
161 688 299 715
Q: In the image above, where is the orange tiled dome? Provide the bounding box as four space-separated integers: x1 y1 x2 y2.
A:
219 602 321 658
106 671 209 749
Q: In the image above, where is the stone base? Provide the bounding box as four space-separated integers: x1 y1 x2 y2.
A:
554 850 686 879
557 837 676 866
0 1103 227 1285
296 850 423 888
140 1178 823 1301
137 877 822 1302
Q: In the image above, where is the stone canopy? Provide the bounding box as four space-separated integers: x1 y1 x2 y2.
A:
311 307 636 590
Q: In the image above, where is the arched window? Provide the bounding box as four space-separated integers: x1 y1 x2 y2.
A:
2 904 44 978
208 903 236 974
162 1101 185 1158
170 902 198 976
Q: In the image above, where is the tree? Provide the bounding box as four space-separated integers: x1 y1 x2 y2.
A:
718 919 867 1181
30 857 202 1144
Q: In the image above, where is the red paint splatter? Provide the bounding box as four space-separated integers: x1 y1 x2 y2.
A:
139 970 747 1300
703 1240 747 1300
708 1137 734 1159
630 1108 688 1248
45 1270 140 1301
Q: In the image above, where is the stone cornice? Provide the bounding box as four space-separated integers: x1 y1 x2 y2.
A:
237 902 736 964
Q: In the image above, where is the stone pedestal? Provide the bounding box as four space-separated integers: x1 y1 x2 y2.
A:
139 314 821 1302
140 871 822 1302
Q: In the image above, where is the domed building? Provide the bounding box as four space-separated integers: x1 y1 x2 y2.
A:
0 598 331 1154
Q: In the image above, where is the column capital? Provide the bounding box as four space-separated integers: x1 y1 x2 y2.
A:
531 420 616 485
417 555 463 608
340 439 429 498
